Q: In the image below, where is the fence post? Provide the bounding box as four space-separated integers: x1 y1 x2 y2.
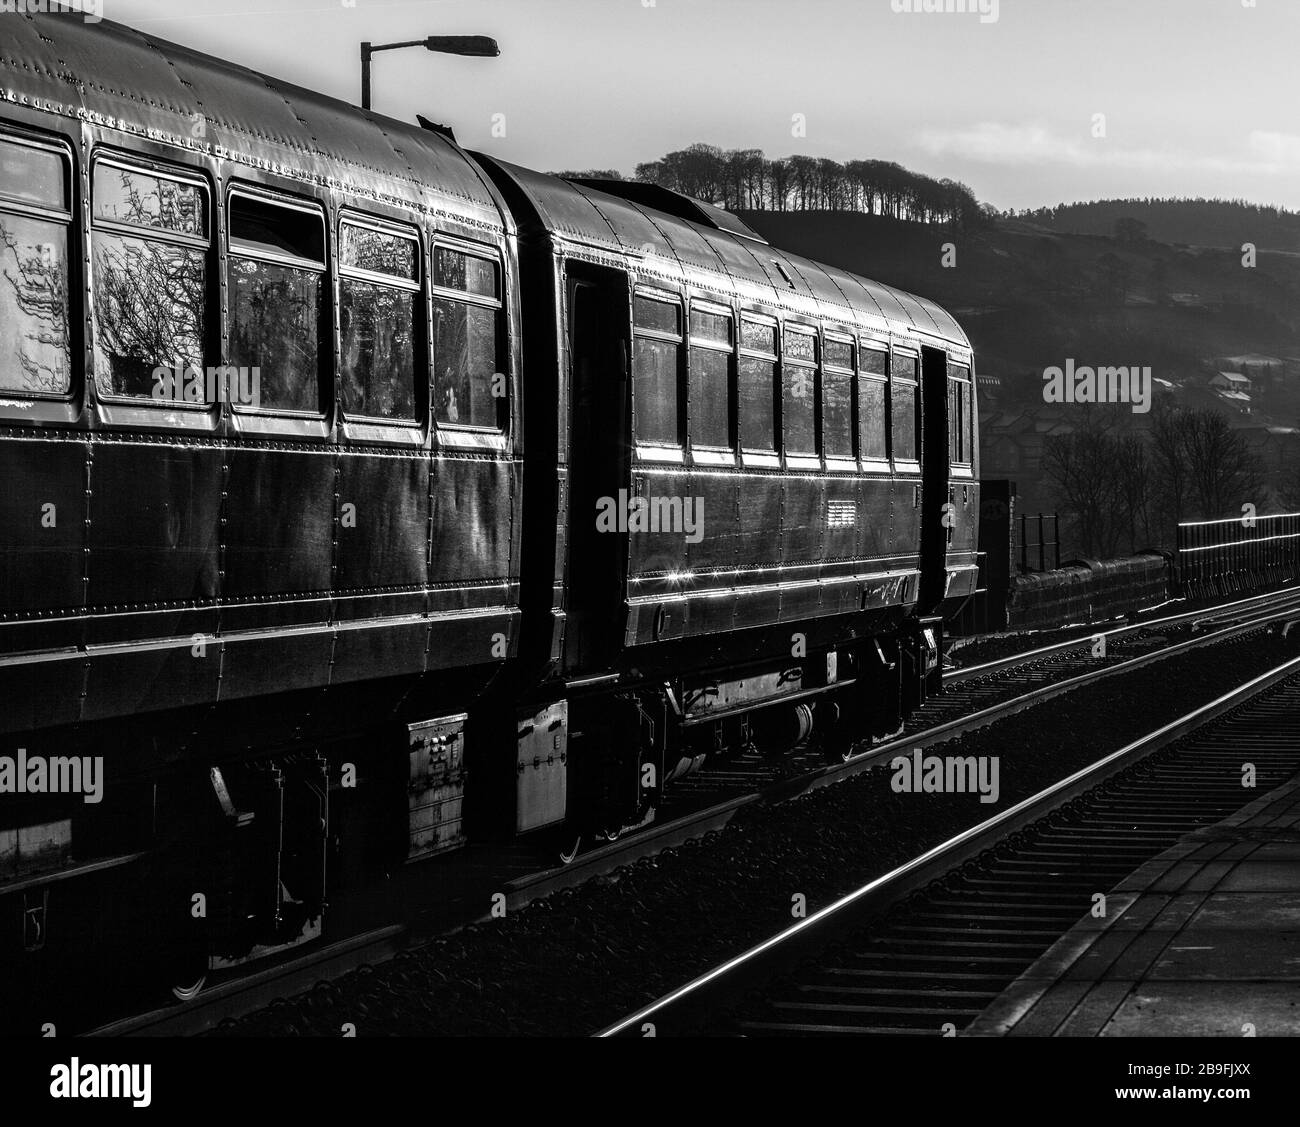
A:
1038 513 1046 573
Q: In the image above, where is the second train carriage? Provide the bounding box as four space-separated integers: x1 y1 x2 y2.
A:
477 160 979 847
0 10 978 1019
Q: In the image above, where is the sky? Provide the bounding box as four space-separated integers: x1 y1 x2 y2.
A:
99 0 1300 213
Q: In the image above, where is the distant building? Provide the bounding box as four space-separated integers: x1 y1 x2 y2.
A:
1212 371 1253 394
1220 354 1283 390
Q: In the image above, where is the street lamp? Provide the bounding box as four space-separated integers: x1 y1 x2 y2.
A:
360 35 500 112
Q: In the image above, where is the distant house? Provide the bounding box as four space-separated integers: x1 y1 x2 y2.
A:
1220 354 1283 389
1211 371 1252 393
1242 427 1300 473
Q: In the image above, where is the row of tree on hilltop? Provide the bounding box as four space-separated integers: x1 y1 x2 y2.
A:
556 142 986 228
556 150 1299 250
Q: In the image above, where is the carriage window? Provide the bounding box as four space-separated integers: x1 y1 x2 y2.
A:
782 326 816 455
340 220 420 421
0 137 71 395
824 338 853 371
739 316 777 453
948 362 972 465
823 336 854 458
891 352 919 462
689 306 732 449
92 160 208 400
227 191 324 413
860 347 888 460
633 294 681 445
433 245 502 429
861 348 888 377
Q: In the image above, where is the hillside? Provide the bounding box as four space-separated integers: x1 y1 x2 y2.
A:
737 209 1300 397
1014 199 1300 253
738 208 1300 520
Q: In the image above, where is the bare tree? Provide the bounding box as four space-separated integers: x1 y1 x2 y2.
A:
1043 423 1126 558
1149 403 1192 526
1114 433 1154 550
1150 406 1262 524
1183 409 1263 519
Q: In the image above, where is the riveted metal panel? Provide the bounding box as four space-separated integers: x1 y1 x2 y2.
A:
685 470 739 572
781 476 824 563
87 441 221 608
334 452 429 590
430 453 515 584
223 447 335 596
736 471 783 567
628 468 688 580
0 437 85 613
861 477 894 560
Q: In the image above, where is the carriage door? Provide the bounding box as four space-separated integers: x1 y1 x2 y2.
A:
563 266 629 673
918 345 951 614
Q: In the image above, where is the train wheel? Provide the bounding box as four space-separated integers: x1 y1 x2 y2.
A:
171 975 207 1002
556 834 583 866
163 933 210 1003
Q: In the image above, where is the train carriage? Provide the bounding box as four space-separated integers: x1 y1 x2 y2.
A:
0 11 523 1011
475 159 979 845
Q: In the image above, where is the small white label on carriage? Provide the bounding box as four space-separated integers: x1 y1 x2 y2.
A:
827 500 857 529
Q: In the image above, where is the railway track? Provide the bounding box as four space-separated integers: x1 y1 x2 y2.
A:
598 656 1300 1036
95 586 1300 1036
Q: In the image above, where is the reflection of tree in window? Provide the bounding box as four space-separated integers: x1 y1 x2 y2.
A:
738 355 775 451
92 167 205 398
891 380 918 461
0 216 69 393
783 366 816 454
860 378 888 459
226 193 323 414
228 261 319 412
340 224 417 420
341 281 416 417
823 369 853 456
432 247 500 429
433 299 496 427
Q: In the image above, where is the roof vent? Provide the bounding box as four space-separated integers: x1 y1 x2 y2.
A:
567 178 768 244
416 114 456 143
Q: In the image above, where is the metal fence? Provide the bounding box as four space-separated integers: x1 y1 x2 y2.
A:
1175 512 1300 598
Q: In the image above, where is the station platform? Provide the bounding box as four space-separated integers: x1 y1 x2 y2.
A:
966 775 1300 1037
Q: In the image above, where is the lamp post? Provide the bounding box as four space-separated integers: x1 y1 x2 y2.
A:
360 35 500 111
